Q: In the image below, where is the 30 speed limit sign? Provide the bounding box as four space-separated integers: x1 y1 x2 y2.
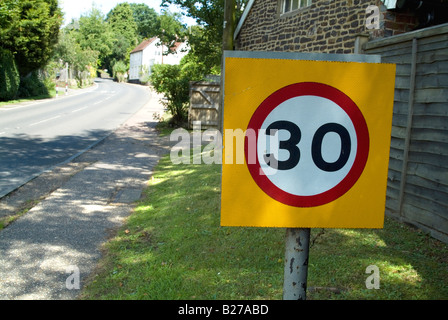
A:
246 82 369 208
221 52 396 229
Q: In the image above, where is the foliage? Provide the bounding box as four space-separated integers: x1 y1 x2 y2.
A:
106 3 138 42
150 63 190 125
53 29 98 88
149 44 212 126
0 0 62 76
0 0 19 41
17 71 53 98
158 10 187 55
0 48 20 101
112 60 128 83
187 25 222 74
161 0 248 71
129 3 160 41
106 3 138 70
75 6 115 69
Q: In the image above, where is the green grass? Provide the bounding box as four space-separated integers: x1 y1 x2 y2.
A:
81 150 448 300
0 92 56 107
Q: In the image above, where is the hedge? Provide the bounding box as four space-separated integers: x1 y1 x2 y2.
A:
0 48 20 101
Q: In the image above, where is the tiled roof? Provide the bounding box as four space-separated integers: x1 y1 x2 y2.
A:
130 37 158 54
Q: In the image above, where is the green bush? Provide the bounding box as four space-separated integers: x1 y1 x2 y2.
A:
140 73 151 85
17 71 51 98
149 63 190 126
112 60 128 83
0 48 20 101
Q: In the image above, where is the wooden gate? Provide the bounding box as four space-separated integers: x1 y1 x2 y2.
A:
188 81 220 129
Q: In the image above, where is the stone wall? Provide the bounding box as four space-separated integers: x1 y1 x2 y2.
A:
236 0 418 53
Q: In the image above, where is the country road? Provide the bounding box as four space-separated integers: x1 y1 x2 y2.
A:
0 78 153 198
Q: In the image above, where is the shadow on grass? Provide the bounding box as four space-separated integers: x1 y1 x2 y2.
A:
81 151 448 300
81 153 285 300
307 217 448 299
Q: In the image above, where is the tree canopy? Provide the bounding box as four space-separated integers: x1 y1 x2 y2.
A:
161 0 248 72
158 10 188 54
75 6 115 69
0 0 63 76
129 3 160 40
106 3 139 69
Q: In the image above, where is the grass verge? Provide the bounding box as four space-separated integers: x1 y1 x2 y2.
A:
0 199 42 231
81 150 448 300
0 92 56 107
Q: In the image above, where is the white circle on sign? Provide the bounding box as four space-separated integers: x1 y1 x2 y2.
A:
257 95 357 196
245 82 370 208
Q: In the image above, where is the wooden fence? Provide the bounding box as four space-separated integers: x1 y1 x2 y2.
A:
188 81 220 129
364 23 448 243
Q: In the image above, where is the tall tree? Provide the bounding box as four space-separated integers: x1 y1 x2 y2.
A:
0 0 19 40
129 3 160 41
0 0 63 76
161 0 247 71
158 10 187 54
53 29 98 87
107 2 138 48
76 6 115 68
106 3 139 69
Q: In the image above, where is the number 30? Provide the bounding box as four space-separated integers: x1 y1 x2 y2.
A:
264 121 351 172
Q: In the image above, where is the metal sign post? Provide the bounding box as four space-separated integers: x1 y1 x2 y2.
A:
283 228 310 300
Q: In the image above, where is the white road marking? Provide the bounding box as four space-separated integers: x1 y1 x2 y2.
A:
29 115 61 127
71 106 88 113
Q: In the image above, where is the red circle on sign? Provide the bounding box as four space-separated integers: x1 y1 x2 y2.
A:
245 82 369 207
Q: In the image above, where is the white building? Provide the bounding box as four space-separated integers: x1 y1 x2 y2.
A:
163 41 190 65
129 37 190 83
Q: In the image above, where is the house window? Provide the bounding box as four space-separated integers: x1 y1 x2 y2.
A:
281 0 312 14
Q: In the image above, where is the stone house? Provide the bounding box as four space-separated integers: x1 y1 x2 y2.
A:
232 0 448 242
234 0 447 53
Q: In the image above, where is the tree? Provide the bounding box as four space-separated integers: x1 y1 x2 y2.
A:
161 0 247 71
149 52 207 126
0 0 19 41
76 6 115 68
53 29 98 88
0 48 20 101
106 2 138 68
186 25 221 75
149 63 190 126
0 0 63 76
157 10 187 55
129 3 160 40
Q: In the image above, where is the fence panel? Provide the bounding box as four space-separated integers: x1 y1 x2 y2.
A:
365 23 448 243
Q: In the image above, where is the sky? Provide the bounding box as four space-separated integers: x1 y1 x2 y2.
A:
59 0 196 26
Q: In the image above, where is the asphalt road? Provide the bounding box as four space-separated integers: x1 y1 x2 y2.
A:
0 89 168 299
0 78 152 198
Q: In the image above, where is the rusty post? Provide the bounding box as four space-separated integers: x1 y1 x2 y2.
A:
283 228 311 300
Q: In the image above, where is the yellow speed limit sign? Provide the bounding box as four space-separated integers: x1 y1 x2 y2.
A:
221 51 396 229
